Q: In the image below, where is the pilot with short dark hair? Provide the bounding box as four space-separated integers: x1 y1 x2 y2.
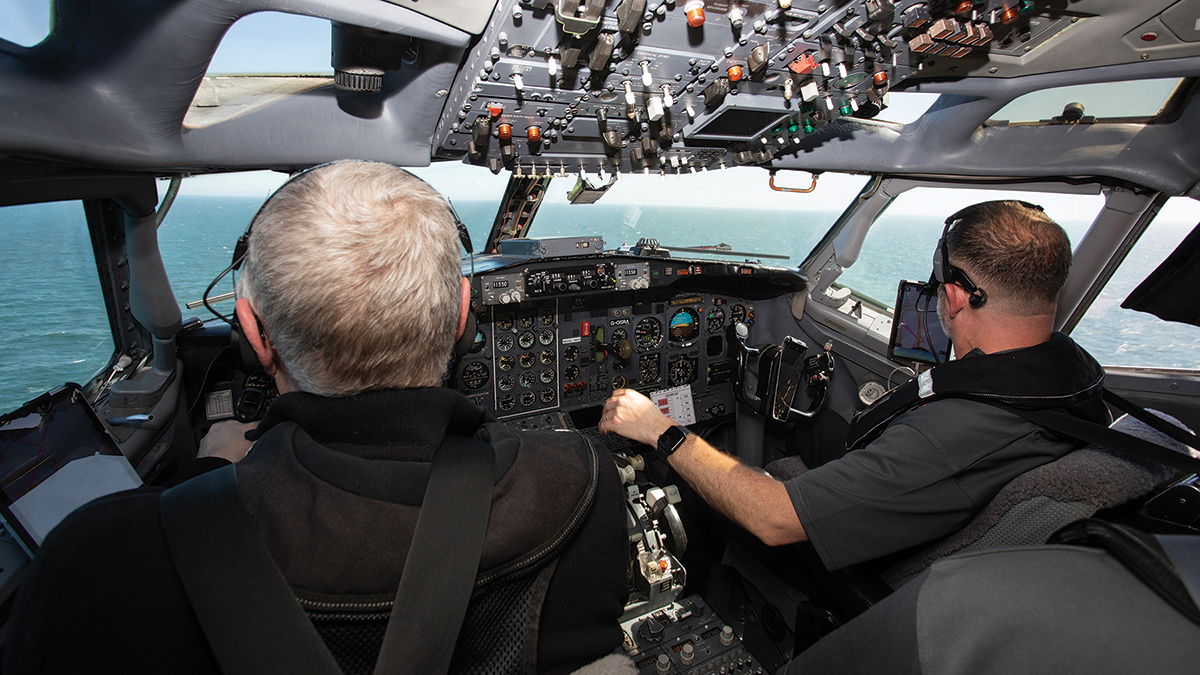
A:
600 200 1109 571
7 161 629 674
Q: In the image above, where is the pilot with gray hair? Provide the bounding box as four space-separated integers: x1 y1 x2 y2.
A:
601 200 1110 572
7 161 629 674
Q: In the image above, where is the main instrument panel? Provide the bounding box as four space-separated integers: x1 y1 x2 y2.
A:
454 253 805 430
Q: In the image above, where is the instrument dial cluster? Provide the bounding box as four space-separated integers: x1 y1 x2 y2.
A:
456 261 753 425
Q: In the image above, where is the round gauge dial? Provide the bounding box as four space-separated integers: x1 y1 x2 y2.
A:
538 329 555 346
498 375 515 392
612 375 626 390
564 364 581 381
470 328 486 354
496 314 514 331
519 371 536 388
669 308 700 342
496 334 515 353
635 317 663 352
707 306 726 333
498 394 516 411
639 354 661 385
669 357 697 387
497 355 515 372
540 349 555 365
730 304 746 324
519 353 536 369
520 391 536 407
518 331 536 349
538 310 555 326
539 368 556 384
539 388 556 403
461 362 489 390
517 313 535 329
564 345 580 361
611 329 629 372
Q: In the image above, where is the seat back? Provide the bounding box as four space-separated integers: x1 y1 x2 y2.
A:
880 410 1191 589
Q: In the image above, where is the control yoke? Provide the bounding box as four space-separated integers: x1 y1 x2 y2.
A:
728 322 834 422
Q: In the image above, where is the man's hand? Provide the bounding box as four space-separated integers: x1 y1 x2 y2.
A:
599 388 676 446
601 388 808 547
198 420 260 464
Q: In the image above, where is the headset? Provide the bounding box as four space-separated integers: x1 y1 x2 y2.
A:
927 200 1045 311
202 161 479 374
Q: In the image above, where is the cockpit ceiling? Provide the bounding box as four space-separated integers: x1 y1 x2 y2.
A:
1 0 1200 195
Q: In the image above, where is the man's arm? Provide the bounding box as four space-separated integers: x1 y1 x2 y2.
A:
599 389 807 547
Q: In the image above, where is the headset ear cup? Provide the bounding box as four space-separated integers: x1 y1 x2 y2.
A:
453 310 478 360
230 322 265 374
969 288 987 309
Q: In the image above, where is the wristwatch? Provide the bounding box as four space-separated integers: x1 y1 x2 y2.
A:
656 425 689 458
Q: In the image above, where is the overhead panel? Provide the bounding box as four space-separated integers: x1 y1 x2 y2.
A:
431 0 1105 177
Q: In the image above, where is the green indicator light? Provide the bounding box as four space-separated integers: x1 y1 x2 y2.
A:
803 120 815 134
840 104 853 116
772 125 783 134
1019 0 1035 14
787 123 800 134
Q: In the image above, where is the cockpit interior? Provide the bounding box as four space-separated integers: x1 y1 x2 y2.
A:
2 0 1200 671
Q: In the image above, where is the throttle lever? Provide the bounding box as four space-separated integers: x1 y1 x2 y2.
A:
729 321 764 411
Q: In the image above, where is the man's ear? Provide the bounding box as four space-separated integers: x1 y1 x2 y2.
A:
943 283 971 319
456 277 471 340
235 298 280 375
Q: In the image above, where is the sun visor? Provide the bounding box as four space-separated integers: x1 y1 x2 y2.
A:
1122 222 1200 328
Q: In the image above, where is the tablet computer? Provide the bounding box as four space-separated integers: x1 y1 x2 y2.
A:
888 280 952 365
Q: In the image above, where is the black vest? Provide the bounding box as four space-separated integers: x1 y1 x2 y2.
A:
846 333 1109 451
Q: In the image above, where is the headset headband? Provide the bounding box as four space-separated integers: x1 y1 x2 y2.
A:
928 200 1044 310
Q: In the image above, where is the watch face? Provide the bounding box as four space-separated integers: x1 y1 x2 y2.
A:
658 425 688 456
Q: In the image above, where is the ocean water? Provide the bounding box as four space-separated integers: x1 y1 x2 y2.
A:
1 195 1197 414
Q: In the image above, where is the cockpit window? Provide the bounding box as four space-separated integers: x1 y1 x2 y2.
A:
837 187 1104 309
0 0 52 47
0 202 114 413
157 173 287 320
873 92 941 125
987 78 1186 125
206 12 333 75
184 12 333 129
524 169 871 264
1070 197 1200 370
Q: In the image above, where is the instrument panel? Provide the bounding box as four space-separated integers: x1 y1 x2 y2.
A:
455 254 803 430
